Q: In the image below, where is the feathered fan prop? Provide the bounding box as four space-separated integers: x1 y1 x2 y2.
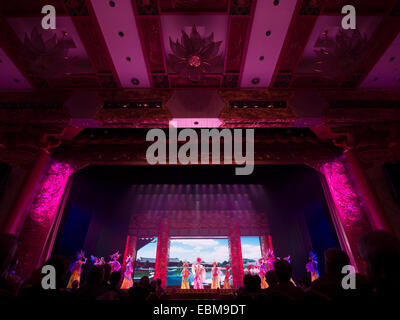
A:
313 29 368 78
23 27 77 78
167 25 223 82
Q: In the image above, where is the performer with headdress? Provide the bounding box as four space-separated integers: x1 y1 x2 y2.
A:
108 252 121 272
265 249 275 271
211 261 220 289
223 265 231 289
306 252 319 282
258 258 268 289
67 250 86 289
180 261 191 289
120 255 134 290
192 257 206 289
246 263 254 275
91 255 105 266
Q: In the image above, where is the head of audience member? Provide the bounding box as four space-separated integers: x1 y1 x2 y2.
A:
252 275 261 290
109 271 121 289
0 234 18 277
156 278 162 289
243 274 253 291
298 276 311 290
150 279 157 293
358 230 400 297
139 276 150 289
102 263 112 284
265 270 278 288
324 248 350 275
87 265 104 285
43 255 71 288
273 259 292 284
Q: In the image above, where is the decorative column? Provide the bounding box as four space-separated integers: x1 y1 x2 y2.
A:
154 218 169 288
344 148 390 231
14 161 73 279
229 221 244 289
3 148 49 235
260 235 273 257
322 159 373 271
121 235 137 278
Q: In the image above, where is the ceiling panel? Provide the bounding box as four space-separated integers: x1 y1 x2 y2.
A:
240 0 297 88
361 32 400 88
91 0 151 88
0 49 31 90
296 15 382 74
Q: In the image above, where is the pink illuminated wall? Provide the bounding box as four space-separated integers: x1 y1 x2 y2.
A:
15 162 73 278
322 159 372 270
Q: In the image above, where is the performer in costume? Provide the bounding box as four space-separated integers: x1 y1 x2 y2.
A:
258 258 268 289
67 250 86 289
192 258 206 289
91 255 105 266
246 263 254 275
265 249 275 271
120 255 134 289
108 252 121 272
180 262 191 289
306 252 319 282
211 261 220 289
223 265 231 289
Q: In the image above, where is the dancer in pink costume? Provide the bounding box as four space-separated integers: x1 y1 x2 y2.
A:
192 257 206 289
108 252 121 272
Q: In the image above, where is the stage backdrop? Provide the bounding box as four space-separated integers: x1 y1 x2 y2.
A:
52 165 339 284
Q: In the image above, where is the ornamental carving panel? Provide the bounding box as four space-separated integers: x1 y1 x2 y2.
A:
322 159 372 269
15 162 73 278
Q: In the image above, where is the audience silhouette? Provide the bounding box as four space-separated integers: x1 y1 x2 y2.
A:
1 230 399 304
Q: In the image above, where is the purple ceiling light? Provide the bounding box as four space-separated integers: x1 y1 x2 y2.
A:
167 25 223 82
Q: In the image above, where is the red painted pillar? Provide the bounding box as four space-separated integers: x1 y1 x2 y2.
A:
3 148 49 235
154 219 169 288
229 221 244 288
260 235 274 257
121 235 137 278
344 148 390 231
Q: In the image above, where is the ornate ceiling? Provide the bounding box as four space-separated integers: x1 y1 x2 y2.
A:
1 0 399 90
1 0 400 166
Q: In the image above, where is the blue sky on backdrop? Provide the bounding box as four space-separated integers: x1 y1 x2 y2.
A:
136 237 262 263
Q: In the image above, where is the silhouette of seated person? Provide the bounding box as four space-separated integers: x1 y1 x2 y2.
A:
358 230 400 302
308 248 372 302
97 271 121 300
128 276 150 301
237 274 262 301
0 234 19 298
18 255 72 300
268 259 305 302
264 270 279 296
75 265 107 300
